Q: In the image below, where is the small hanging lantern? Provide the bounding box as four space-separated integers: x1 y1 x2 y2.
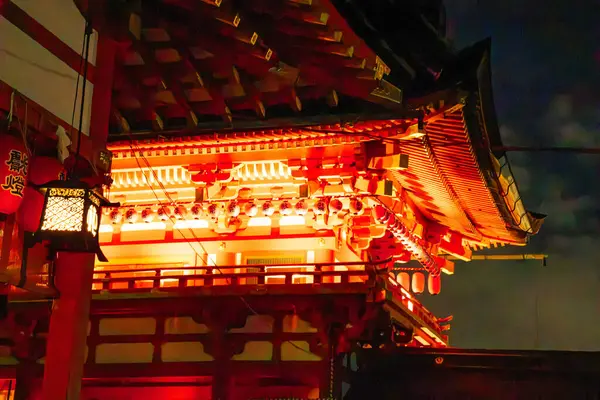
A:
279 200 292 216
226 201 240 217
313 200 327 215
141 207 154 223
328 198 343 214
411 272 425 294
428 273 441 295
157 206 171 221
294 200 308 215
190 204 202 219
262 201 274 216
34 180 118 261
109 208 122 224
244 202 258 217
174 205 187 220
124 208 138 223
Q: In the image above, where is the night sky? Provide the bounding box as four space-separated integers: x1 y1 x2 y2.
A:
423 0 600 350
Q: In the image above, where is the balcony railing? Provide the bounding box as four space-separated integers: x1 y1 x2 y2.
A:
92 259 378 292
91 259 445 340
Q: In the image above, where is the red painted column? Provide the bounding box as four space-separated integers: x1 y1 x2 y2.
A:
40 31 116 400
41 252 95 399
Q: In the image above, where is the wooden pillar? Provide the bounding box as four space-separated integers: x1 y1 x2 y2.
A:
211 325 230 400
15 361 42 400
215 251 236 285
315 249 335 283
41 252 95 400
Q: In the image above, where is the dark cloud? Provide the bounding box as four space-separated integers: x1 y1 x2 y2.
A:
424 0 600 350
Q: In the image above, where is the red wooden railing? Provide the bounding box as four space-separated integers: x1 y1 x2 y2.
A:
385 275 445 342
91 259 445 339
92 259 377 291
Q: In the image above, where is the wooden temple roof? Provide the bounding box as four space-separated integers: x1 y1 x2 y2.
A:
83 0 541 246
89 0 408 135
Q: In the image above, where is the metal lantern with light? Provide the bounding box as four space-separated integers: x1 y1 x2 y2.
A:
34 180 118 261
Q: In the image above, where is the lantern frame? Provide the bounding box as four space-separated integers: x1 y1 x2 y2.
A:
33 180 119 261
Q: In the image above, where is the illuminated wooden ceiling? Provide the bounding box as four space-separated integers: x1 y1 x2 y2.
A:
103 0 408 137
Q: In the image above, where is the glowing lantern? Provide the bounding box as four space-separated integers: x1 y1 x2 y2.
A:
428 273 441 295
174 205 187 219
313 200 327 215
328 198 343 214
349 198 364 214
141 207 154 223
262 201 274 216
109 209 122 224
279 200 292 215
226 201 240 217
0 132 29 215
397 272 410 290
411 272 425 294
294 200 308 215
244 202 258 217
157 206 171 221
125 208 138 223
17 156 64 232
190 204 202 219
34 180 116 261
207 204 220 218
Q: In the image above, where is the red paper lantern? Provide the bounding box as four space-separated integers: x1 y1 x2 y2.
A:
411 272 425 294
428 273 441 295
397 272 411 291
17 156 64 232
0 132 29 215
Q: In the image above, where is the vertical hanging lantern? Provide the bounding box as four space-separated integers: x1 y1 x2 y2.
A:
411 272 425 294
34 180 118 261
0 132 29 215
397 272 410 290
428 273 441 295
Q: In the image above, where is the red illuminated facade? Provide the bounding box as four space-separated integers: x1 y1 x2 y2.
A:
0 0 542 398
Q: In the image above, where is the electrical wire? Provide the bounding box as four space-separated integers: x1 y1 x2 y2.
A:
9 93 32 155
72 17 93 179
69 22 87 148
